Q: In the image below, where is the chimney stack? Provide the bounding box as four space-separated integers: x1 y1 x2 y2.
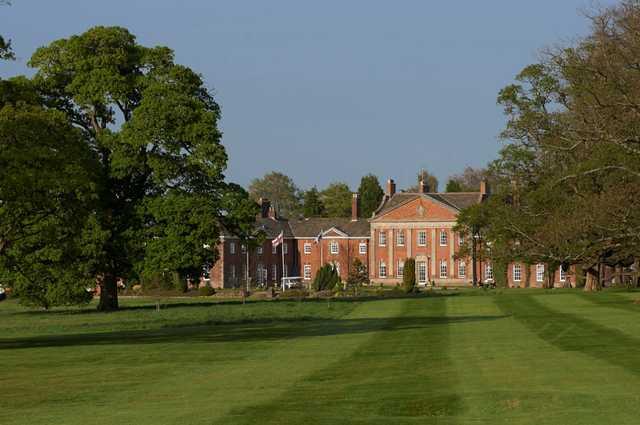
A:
480 179 489 198
351 193 359 221
386 179 396 197
419 180 428 194
259 198 270 218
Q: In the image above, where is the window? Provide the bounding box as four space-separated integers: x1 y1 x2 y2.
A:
485 264 493 280
230 242 236 254
440 230 448 246
559 266 566 282
359 242 367 254
396 230 405 246
330 240 339 254
283 243 288 255
418 231 427 246
304 243 312 254
513 264 522 282
379 231 387 246
303 264 312 280
230 264 236 279
536 264 545 283
272 243 277 254
272 264 277 282
257 264 264 284
263 267 268 283
397 260 405 278
257 246 263 255
417 261 427 283
458 261 466 278
241 244 247 254
440 260 448 279
459 234 464 246
379 261 387 278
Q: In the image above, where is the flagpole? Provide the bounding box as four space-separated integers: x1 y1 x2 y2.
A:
281 239 285 291
320 229 323 266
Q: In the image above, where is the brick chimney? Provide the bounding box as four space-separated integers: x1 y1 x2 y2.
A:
419 179 428 194
259 198 270 218
351 193 359 221
480 179 490 197
386 179 396 197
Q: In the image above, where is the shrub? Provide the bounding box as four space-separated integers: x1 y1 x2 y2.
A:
402 258 416 293
172 272 188 293
198 284 215 296
313 264 341 291
346 258 368 289
279 289 309 299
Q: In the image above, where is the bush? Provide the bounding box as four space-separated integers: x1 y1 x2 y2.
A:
279 289 309 299
346 258 368 289
313 264 341 292
402 258 416 293
172 272 188 293
198 285 215 296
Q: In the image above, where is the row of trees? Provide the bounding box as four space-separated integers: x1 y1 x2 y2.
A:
248 167 487 220
456 1 640 290
0 26 258 309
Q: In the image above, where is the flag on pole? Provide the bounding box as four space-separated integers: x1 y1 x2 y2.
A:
314 229 323 244
272 231 284 247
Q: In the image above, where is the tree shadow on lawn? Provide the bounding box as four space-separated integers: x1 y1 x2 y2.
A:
11 292 461 316
0 313 507 350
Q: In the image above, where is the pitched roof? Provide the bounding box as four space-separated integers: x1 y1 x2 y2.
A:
373 192 482 217
288 218 370 238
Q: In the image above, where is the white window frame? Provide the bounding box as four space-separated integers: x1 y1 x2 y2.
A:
396 230 405 246
272 264 277 282
397 260 405 278
559 266 566 282
303 264 311 280
440 230 448 246
458 261 466 278
485 264 493 280
536 264 545 283
418 231 427 246
257 264 264 284
379 231 386 247
230 264 236 279
283 242 288 255
257 246 263 255
417 261 427 284
513 264 522 282
272 243 277 254
440 260 448 279
304 243 312 255
330 240 339 255
459 234 464 246
241 244 247 254
230 242 236 254
379 261 387 278
359 242 367 254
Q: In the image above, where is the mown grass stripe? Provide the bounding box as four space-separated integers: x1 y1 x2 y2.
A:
495 295 640 377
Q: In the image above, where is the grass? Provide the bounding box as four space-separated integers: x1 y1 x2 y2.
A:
1 290 639 424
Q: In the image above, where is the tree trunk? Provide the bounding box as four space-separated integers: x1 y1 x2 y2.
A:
583 266 601 292
98 272 119 311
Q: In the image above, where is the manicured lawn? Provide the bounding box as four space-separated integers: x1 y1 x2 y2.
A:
1 290 639 424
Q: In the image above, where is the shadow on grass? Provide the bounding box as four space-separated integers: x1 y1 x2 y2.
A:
0 313 507 350
11 291 461 316
495 295 640 376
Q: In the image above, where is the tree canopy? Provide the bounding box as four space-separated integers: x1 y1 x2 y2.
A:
1 26 257 309
248 171 301 218
405 170 439 192
302 186 325 218
357 174 383 218
320 182 352 217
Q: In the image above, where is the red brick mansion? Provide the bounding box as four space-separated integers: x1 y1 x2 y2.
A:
206 179 575 289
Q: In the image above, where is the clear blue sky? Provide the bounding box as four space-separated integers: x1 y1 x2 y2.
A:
1 0 618 191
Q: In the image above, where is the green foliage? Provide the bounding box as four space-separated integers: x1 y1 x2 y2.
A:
357 174 384 218
21 26 256 310
406 170 438 192
346 258 368 288
0 99 98 309
278 289 309 299
402 258 416 293
172 272 188 293
302 186 325 217
445 179 464 192
198 284 215 296
312 264 341 292
248 171 301 218
320 182 352 217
